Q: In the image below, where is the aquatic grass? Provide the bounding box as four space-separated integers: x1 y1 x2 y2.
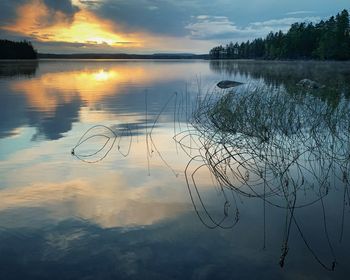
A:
184 83 350 269
72 81 350 270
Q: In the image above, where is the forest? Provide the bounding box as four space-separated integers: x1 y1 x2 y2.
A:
209 9 350 60
0 40 37 59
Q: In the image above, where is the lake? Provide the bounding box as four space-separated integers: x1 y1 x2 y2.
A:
0 59 350 279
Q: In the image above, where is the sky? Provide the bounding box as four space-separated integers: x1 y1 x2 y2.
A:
0 0 349 54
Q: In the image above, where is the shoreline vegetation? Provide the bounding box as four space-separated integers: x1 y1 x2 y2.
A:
0 40 37 59
210 9 350 60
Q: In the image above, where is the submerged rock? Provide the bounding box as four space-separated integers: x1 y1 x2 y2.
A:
217 80 244 89
296 79 325 89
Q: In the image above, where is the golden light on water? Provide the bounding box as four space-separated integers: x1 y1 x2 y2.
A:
10 62 201 114
11 67 146 113
92 69 117 81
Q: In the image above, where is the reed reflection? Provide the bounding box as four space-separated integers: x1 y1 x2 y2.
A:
189 85 350 270
73 83 350 270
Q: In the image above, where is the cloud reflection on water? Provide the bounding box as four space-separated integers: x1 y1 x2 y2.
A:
0 60 210 140
0 173 191 229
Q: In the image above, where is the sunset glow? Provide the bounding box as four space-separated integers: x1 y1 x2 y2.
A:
50 10 141 47
2 0 142 48
1 0 347 54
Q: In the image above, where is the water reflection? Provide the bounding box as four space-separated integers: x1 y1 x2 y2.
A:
72 82 350 271
0 61 39 138
188 85 350 270
1 60 350 279
0 60 38 78
0 60 208 140
11 67 144 112
28 96 82 140
0 177 189 228
210 60 350 90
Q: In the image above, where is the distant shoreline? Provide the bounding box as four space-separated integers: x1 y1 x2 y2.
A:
2 57 350 63
38 53 210 60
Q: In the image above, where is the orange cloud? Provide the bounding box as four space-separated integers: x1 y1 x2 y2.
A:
2 0 142 48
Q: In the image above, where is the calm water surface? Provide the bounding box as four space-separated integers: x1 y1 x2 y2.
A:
0 59 350 279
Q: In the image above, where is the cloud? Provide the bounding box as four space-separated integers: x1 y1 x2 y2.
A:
1 0 79 37
250 16 321 29
32 40 138 54
0 0 27 25
0 0 80 28
286 10 316 16
43 0 80 20
77 0 104 8
185 15 321 41
91 0 196 37
1 0 348 53
1 1 141 50
90 0 350 43
185 15 241 40
148 6 159 11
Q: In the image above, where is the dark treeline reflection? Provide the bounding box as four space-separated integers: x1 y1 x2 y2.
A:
210 60 350 88
0 60 38 78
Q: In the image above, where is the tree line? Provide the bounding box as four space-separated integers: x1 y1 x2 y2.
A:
0 40 37 59
209 9 350 60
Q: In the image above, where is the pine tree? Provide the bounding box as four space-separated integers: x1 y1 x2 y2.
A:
209 9 350 61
